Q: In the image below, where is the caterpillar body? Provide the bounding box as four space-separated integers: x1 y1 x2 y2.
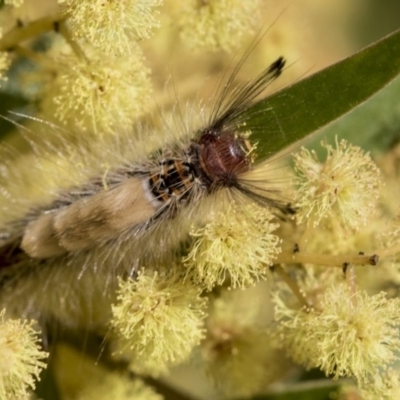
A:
0 56 287 328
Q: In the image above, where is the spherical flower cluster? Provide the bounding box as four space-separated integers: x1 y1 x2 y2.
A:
59 0 162 55
75 375 163 400
203 289 287 397
294 138 380 231
40 51 151 134
184 203 281 290
179 0 261 52
273 284 400 383
0 310 48 400
359 368 400 400
0 51 10 87
378 215 400 250
111 270 207 376
0 28 11 87
4 0 24 7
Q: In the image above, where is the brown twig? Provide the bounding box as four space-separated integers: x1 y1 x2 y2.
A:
274 251 379 267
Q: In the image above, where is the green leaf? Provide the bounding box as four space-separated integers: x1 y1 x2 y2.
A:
34 359 61 400
316 74 400 155
0 92 30 140
244 28 400 162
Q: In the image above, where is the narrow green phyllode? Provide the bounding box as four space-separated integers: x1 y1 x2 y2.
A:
243 28 400 161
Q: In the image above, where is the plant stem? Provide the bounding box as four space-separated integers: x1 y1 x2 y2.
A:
272 265 310 308
274 251 378 267
13 44 54 69
57 20 88 61
344 264 358 308
0 14 66 51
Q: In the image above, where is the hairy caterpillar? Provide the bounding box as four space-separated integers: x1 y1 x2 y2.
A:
0 53 290 330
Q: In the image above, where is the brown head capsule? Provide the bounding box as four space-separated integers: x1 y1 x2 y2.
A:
194 129 252 189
